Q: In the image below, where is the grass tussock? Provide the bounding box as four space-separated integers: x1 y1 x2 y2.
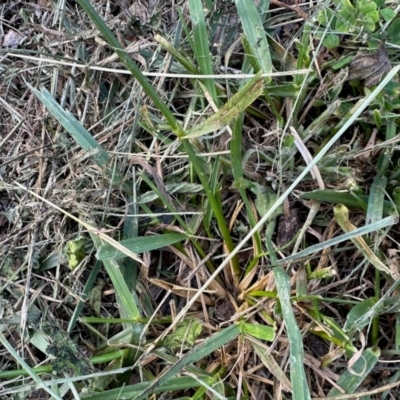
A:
1 0 400 399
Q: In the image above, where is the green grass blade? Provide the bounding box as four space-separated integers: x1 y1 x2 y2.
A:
366 177 387 225
83 376 205 400
242 322 275 342
97 232 187 260
136 324 240 400
328 347 380 396
231 116 262 260
90 232 140 321
29 87 103 160
155 33 199 74
67 260 102 333
300 189 397 216
235 0 273 79
300 189 368 211
185 72 263 138
274 266 311 400
188 0 218 104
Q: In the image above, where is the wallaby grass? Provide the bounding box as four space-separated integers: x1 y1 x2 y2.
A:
1 0 400 399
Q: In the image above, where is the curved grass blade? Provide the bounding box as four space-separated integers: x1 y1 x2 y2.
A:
334 204 392 276
249 337 292 392
75 0 185 137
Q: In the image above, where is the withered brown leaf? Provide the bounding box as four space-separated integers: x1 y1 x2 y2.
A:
347 43 391 87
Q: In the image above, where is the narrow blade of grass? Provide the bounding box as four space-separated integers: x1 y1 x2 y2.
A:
185 72 264 138
273 266 311 400
235 0 273 79
67 260 102 333
155 33 199 74
188 0 218 103
75 0 185 137
82 376 205 400
97 232 187 260
300 189 397 216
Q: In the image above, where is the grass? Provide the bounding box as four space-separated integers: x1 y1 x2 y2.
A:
1 0 400 399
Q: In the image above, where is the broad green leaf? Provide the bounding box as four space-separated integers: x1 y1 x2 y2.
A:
317 8 335 27
380 7 396 21
254 186 282 221
387 17 400 45
343 298 379 334
328 347 380 396
392 187 400 210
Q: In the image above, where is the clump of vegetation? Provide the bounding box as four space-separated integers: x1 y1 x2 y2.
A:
1 0 400 399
